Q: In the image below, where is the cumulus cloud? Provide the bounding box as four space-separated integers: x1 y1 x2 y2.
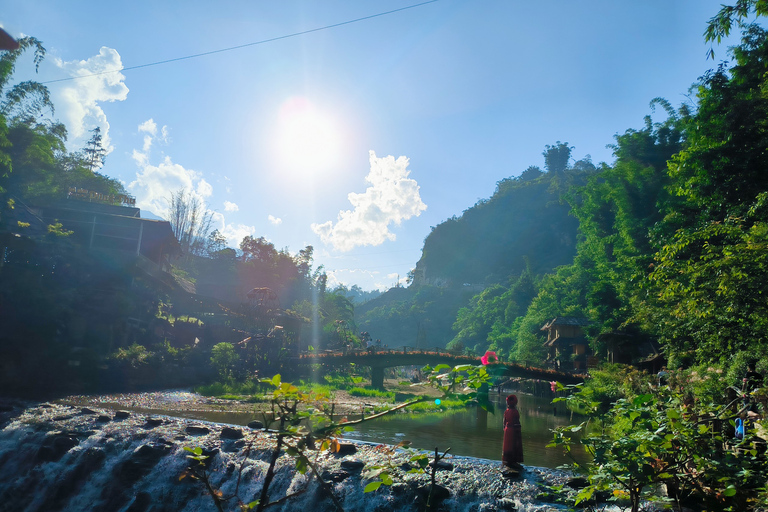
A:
268 215 282 225
53 47 129 152
326 268 399 292
311 151 427 251
129 120 255 249
129 119 207 217
221 223 256 247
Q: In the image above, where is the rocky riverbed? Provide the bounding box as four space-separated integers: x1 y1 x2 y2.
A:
0 398 592 512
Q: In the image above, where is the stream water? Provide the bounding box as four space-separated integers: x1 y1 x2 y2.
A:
344 392 584 468
70 390 583 469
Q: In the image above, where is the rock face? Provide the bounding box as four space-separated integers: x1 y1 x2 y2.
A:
0 403 577 512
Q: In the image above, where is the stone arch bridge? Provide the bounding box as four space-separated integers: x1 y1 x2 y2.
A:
293 348 586 389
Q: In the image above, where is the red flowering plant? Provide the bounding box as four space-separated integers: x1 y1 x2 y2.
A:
480 350 497 365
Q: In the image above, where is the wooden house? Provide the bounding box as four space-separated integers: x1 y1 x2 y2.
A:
541 316 590 370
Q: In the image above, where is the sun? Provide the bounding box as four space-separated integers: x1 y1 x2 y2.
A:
273 97 342 177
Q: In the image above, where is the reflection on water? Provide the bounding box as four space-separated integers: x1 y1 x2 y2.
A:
343 392 585 468
71 392 584 469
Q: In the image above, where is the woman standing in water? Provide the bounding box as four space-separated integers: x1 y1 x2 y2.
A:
502 394 524 470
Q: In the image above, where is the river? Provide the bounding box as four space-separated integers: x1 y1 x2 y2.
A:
343 392 584 468
63 390 583 469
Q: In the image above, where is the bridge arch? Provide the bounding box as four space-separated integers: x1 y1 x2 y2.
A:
294 348 585 389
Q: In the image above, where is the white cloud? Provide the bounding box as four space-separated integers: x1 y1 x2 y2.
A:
129 121 255 249
197 179 213 198
311 151 427 251
221 223 256 248
224 201 239 212
129 120 207 217
138 119 157 135
326 268 378 287
53 47 129 152
268 215 282 225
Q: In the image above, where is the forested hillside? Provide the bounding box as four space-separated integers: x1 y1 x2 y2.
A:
356 144 596 349
413 144 594 287
360 22 768 374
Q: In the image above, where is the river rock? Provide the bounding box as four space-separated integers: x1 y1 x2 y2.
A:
566 476 589 489
340 459 365 472
199 447 219 468
80 407 97 415
416 483 451 503
113 442 172 484
96 415 111 423
143 417 163 428
390 482 410 495
247 420 264 429
497 497 517 510
125 491 152 512
36 431 80 462
321 469 350 483
222 440 245 453
335 443 357 456
185 424 210 435
220 426 243 440
429 460 454 471
114 410 131 419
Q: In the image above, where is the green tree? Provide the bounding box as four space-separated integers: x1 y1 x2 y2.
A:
82 126 106 172
210 342 240 381
640 26 768 365
543 141 572 175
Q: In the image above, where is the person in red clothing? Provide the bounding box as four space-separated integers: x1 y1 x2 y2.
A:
502 394 524 469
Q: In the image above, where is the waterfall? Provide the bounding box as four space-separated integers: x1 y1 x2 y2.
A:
0 401 583 511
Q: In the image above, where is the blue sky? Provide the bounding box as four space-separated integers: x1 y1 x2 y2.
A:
2 1 740 291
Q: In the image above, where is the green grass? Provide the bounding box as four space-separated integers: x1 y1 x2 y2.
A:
195 380 266 398
348 387 395 400
402 398 467 413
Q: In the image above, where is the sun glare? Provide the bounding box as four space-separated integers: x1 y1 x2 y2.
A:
274 97 342 177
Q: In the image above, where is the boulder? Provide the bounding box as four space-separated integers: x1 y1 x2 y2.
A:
335 443 357 456
220 427 243 440
321 470 350 483
113 442 172 485
185 425 211 436
36 432 79 462
429 460 454 471
114 410 131 420
340 460 365 472
566 476 589 489
416 483 451 503
143 417 163 428
247 420 264 429
497 497 517 510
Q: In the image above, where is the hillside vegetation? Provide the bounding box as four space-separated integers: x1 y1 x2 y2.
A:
359 24 768 375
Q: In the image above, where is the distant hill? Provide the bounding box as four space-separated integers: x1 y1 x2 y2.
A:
356 155 596 349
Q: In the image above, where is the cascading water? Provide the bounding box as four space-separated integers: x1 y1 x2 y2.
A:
0 402 583 512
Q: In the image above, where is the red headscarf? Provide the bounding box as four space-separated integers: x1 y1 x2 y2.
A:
506 394 518 407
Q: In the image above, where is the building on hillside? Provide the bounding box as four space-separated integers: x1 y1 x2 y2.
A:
37 194 180 276
541 316 590 370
